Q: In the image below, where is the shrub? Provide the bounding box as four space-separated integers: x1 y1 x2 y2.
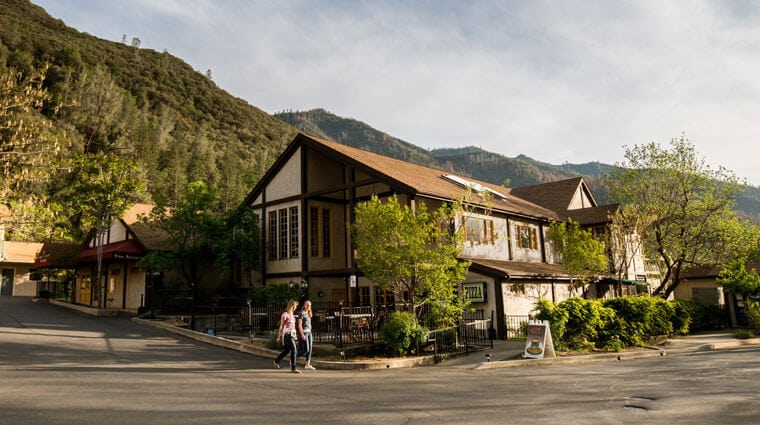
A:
744 301 760 332
533 298 569 348
559 297 615 351
38 290 51 299
735 329 754 339
677 298 728 331
379 312 428 356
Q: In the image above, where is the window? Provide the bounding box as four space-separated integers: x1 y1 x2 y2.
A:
279 209 288 260
516 225 538 250
322 208 332 257
268 211 278 260
310 206 333 258
289 207 299 258
268 207 299 261
465 217 495 245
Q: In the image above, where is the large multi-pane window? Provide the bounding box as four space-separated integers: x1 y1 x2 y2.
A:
310 206 332 258
267 207 300 261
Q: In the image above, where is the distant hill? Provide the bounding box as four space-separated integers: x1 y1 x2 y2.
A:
276 109 613 203
276 109 760 219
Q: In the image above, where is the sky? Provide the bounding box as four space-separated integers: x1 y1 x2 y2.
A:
32 0 760 185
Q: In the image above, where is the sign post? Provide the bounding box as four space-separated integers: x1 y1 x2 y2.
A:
523 320 556 359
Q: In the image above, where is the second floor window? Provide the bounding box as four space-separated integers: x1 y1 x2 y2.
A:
516 225 539 250
465 217 495 245
267 207 299 261
310 206 332 258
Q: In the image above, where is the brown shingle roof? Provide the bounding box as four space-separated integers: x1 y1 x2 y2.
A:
122 203 154 225
566 204 619 226
509 177 589 213
302 134 559 220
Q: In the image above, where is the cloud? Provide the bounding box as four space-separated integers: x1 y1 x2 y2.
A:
32 0 760 184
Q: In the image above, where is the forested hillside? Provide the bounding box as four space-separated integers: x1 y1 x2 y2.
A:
1 0 297 213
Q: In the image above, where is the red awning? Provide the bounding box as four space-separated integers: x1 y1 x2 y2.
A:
33 242 80 269
79 239 145 263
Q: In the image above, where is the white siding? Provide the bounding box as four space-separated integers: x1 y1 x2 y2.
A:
265 147 301 201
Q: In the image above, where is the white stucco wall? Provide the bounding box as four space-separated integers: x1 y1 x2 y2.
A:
265 147 301 201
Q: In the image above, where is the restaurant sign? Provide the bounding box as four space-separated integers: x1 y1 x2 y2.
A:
462 282 486 303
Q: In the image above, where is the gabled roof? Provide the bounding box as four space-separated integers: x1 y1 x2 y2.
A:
509 177 595 213
246 133 559 221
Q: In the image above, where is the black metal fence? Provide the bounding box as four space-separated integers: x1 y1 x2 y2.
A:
426 318 493 360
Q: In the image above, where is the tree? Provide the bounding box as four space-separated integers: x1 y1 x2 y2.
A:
140 182 223 287
351 195 470 327
59 151 145 307
546 218 609 292
606 136 748 298
0 66 62 240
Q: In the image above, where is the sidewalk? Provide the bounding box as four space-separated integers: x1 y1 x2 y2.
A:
132 317 760 371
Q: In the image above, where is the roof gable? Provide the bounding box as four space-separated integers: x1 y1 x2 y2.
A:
510 177 599 213
246 133 559 221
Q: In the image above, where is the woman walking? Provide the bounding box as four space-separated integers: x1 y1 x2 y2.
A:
297 300 315 370
273 300 300 373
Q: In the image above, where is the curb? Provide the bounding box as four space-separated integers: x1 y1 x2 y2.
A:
474 346 667 370
131 317 760 371
131 318 435 370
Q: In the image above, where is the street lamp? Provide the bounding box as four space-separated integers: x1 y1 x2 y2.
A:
288 278 308 301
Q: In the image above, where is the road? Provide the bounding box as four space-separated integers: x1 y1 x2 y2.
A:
1 296 759 425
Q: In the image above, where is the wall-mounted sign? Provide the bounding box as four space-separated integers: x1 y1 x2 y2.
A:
462 282 486 303
349 275 357 288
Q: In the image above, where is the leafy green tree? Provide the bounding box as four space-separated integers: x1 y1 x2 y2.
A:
217 205 261 289
606 136 748 298
58 151 145 307
718 259 760 300
547 218 608 291
351 195 470 327
0 65 63 240
139 181 225 290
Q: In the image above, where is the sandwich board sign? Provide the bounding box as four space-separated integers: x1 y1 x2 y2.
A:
523 320 556 359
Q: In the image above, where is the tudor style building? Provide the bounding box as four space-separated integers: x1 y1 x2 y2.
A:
244 133 648 336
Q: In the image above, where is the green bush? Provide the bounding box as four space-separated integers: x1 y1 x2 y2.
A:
533 298 569 347
559 297 615 351
536 295 687 352
744 301 760 332
603 296 674 346
379 312 428 356
734 328 754 339
675 298 728 332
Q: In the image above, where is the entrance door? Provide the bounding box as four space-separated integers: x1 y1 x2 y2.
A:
1 268 14 296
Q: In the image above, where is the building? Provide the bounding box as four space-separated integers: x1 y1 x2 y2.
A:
0 240 44 297
244 133 647 336
34 204 161 312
